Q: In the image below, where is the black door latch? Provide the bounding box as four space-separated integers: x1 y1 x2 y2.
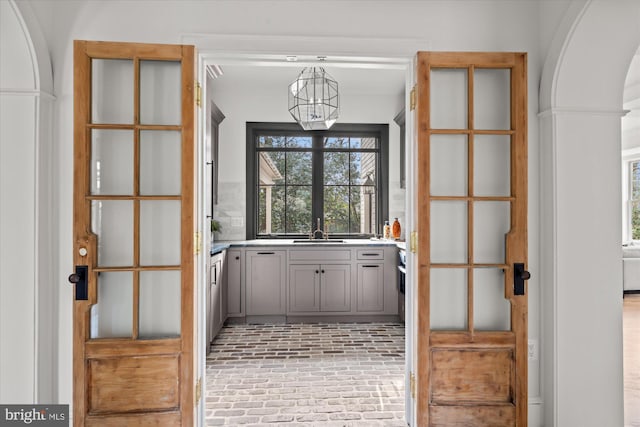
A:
514 263 531 296
68 265 88 300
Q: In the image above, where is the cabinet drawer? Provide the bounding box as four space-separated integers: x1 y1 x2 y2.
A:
356 249 384 260
290 250 351 261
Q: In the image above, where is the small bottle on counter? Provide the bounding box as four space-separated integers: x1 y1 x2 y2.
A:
392 217 401 240
383 220 391 239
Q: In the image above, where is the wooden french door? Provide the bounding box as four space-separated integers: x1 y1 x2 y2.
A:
71 41 196 426
415 52 528 426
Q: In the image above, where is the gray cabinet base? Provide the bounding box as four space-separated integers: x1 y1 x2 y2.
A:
228 314 400 325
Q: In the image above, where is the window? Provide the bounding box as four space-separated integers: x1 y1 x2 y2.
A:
629 160 640 240
246 123 388 239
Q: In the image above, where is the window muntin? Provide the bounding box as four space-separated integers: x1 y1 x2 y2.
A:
248 123 388 239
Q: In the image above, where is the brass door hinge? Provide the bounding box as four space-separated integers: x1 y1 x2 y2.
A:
410 372 416 399
410 231 418 254
195 377 202 405
410 85 416 111
194 231 202 255
195 80 202 108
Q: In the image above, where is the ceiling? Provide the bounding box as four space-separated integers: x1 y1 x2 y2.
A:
210 64 407 97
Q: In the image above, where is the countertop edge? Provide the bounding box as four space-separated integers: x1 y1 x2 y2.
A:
210 239 404 255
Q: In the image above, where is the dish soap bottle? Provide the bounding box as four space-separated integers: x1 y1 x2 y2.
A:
383 220 391 239
392 217 401 240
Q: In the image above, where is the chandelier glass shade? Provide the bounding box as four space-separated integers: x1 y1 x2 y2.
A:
288 67 339 130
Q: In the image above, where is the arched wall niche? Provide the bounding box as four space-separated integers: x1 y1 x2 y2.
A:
539 1 640 426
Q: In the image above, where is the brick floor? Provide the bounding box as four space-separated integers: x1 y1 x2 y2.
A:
206 323 406 426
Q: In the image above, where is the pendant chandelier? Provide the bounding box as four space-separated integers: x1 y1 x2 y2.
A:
288 67 339 130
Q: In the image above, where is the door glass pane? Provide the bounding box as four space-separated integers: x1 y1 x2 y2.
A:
140 60 181 125
90 272 133 338
140 200 181 265
430 68 468 129
474 268 510 331
431 134 468 196
92 200 133 267
139 270 181 338
474 201 510 264
430 268 467 330
431 201 467 263
139 130 181 196
91 59 133 124
474 68 510 130
91 130 134 195
474 135 511 197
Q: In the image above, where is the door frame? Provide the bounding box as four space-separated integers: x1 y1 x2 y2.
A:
191 45 417 425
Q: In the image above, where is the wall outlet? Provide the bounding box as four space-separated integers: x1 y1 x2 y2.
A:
528 339 538 361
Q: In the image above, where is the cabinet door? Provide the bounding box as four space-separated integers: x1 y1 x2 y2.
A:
210 254 223 339
320 264 351 312
289 265 320 312
357 264 384 312
218 251 227 327
207 260 214 348
227 249 242 315
246 250 286 315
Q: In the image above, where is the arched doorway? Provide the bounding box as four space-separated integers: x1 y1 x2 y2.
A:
539 1 640 426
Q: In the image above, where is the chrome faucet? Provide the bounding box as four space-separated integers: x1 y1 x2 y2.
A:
311 217 328 240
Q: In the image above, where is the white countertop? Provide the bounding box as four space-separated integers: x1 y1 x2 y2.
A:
234 238 401 246
211 238 403 254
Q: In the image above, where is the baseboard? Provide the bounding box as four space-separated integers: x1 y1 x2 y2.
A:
226 315 401 324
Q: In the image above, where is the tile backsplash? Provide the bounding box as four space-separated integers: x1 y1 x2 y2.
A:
213 181 246 241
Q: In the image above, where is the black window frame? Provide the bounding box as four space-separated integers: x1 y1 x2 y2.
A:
246 122 389 239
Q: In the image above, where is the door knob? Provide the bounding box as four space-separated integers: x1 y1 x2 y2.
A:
519 270 531 280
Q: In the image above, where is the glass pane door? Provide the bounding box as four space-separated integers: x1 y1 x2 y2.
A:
89 58 183 340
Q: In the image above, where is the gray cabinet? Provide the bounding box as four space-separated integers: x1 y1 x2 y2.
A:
357 263 384 312
208 251 226 349
229 244 397 321
289 264 351 313
246 250 286 315
226 249 243 316
289 265 320 312
320 264 351 312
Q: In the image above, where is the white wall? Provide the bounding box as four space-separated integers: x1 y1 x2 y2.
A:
0 0 56 404
209 69 404 241
7 0 581 425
